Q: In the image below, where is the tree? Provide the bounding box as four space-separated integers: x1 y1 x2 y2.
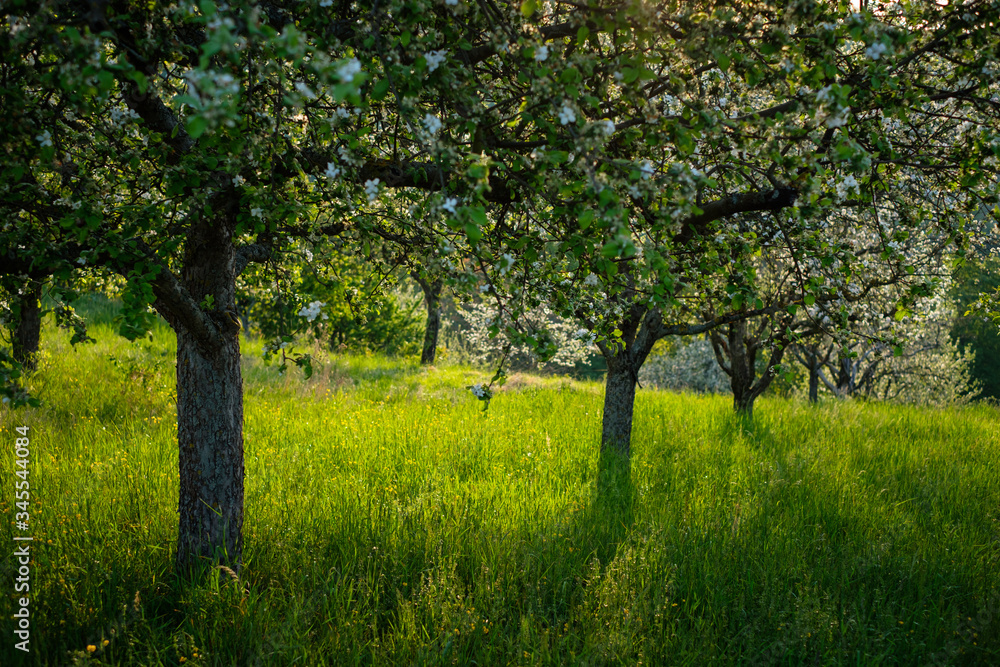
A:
3 0 999 572
458 0 1000 451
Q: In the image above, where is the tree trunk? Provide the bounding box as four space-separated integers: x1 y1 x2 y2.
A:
836 355 853 396
808 360 819 403
12 281 42 372
414 276 442 365
175 327 244 572
170 206 246 574
601 355 637 457
728 320 757 418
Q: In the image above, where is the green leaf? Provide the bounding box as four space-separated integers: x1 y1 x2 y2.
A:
579 209 594 230
804 294 816 306
186 116 209 139
521 0 537 17
717 53 731 70
468 206 487 226
465 222 482 243
372 79 390 101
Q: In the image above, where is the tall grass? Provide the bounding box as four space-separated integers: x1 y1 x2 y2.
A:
1 315 998 665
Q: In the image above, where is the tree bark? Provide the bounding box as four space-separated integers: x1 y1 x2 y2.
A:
727 320 758 417
808 358 820 403
163 205 247 574
601 353 638 457
12 281 43 372
413 275 442 365
596 306 662 457
175 325 244 572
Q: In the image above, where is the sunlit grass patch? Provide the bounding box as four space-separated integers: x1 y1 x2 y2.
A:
1 316 998 665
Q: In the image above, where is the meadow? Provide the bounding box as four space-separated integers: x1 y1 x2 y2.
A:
1 307 998 666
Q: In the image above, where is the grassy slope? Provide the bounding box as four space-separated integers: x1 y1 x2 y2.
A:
1 314 998 666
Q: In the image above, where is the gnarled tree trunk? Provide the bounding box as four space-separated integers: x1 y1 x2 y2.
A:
413 274 442 365
12 280 42 372
157 204 250 574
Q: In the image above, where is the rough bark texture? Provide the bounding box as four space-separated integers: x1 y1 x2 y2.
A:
12 281 42 372
414 275 442 365
171 204 246 573
808 359 820 403
728 320 758 418
597 307 662 457
601 355 638 457
175 327 244 571
711 319 788 420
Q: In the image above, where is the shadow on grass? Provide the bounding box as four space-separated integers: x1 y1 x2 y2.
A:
585 447 636 565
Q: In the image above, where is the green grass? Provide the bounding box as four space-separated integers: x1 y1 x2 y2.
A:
2 315 999 665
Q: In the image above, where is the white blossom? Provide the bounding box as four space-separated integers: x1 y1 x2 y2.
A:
441 197 458 214
558 103 576 125
324 162 341 180
638 160 655 179
298 301 326 322
35 130 52 147
836 174 860 200
295 81 316 99
865 42 888 60
337 58 362 83
534 45 549 62
422 113 443 135
251 207 264 218
424 50 448 72
364 178 380 202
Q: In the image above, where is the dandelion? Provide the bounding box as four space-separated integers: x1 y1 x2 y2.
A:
534 45 549 62
87 645 97 653
424 50 448 72
558 103 576 125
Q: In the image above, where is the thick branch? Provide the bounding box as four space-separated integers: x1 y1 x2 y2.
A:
674 187 799 247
